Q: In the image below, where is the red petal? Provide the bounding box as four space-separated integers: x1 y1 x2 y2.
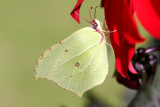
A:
104 0 145 44
132 0 160 39
110 27 136 79
128 61 139 74
104 0 145 78
70 0 84 23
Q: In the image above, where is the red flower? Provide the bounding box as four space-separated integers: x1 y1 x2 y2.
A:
70 0 159 79
131 0 160 40
103 0 145 79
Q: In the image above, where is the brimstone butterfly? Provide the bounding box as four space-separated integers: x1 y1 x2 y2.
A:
34 10 115 97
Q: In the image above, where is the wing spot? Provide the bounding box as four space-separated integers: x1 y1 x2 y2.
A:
34 70 37 73
49 47 53 50
33 75 37 79
36 61 39 65
41 53 45 58
65 49 68 52
75 62 80 67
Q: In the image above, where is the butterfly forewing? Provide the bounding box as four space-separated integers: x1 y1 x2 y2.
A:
35 26 109 97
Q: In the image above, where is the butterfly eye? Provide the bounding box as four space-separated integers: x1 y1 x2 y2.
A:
94 23 98 27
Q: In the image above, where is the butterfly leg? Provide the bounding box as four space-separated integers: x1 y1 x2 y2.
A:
94 28 105 44
101 30 117 40
94 29 116 44
101 30 117 33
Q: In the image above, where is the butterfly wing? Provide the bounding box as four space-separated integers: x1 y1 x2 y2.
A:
35 27 109 97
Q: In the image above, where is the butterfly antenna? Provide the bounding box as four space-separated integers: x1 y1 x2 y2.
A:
94 6 100 19
74 11 91 24
89 7 93 21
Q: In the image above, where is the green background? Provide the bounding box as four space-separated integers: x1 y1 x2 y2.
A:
0 0 151 107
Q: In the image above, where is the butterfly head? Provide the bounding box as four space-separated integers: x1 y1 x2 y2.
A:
91 19 100 29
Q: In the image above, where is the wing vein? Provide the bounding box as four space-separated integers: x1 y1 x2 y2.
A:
56 41 99 71
80 48 97 72
99 46 103 81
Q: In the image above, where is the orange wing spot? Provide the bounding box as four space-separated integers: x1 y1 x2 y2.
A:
65 49 69 52
75 62 80 67
41 53 45 58
49 47 53 50
36 61 39 65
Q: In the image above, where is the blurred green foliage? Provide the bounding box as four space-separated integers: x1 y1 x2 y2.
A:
0 0 137 107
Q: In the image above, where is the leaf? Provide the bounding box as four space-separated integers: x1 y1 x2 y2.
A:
34 25 110 97
128 65 160 107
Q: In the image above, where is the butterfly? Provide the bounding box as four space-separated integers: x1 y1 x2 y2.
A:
34 7 115 97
